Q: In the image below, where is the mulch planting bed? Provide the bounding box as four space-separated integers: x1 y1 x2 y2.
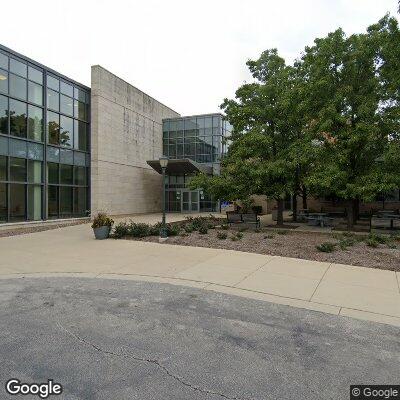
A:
130 227 400 272
0 220 89 238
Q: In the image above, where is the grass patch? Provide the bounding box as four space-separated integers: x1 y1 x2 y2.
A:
316 242 336 253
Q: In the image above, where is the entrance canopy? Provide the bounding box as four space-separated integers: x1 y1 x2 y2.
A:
147 158 213 175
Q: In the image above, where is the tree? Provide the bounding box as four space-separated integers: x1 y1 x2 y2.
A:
301 15 400 228
191 49 303 225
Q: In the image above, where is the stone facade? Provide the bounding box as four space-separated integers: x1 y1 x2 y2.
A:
90 66 180 216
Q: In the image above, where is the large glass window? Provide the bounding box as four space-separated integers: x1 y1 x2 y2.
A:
28 67 43 85
60 82 73 97
10 157 26 181
47 89 59 111
74 120 87 151
9 183 25 221
73 187 86 216
74 166 86 186
48 185 58 217
47 111 59 145
60 94 73 116
28 81 43 106
47 162 58 184
9 74 27 100
60 116 73 147
10 59 27 77
0 68 8 94
60 186 72 217
0 155 6 180
74 100 86 121
28 105 43 141
47 76 59 91
0 183 6 222
28 160 42 183
10 99 27 137
60 164 73 184
27 185 41 220
0 95 8 134
0 53 8 70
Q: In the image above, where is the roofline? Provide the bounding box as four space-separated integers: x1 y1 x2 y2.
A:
163 112 225 121
92 65 180 116
0 43 91 91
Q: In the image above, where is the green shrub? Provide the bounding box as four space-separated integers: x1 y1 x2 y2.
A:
112 222 129 238
184 223 195 233
128 222 151 237
217 231 228 240
220 224 229 230
198 225 208 235
277 230 289 235
338 237 357 250
316 242 336 253
92 212 114 229
236 232 244 239
167 224 180 236
387 241 397 249
368 233 388 245
366 238 379 248
180 232 189 237
230 235 238 241
264 233 275 239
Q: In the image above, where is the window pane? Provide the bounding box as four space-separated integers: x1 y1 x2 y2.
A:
60 94 73 116
0 68 8 95
47 89 59 111
60 186 72 217
0 156 6 180
27 105 43 142
74 87 86 103
10 99 27 137
73 187 86 216
47 185 58 218
28 81 43 106
28 66 43 84
27 185 41 220
47 111 59 145
0 95 8 134
74 166 86 185
0 53 8 70
0 183 6 222
10 59 27 77
60 164 73 184
74 120 87 151
47 162 58 184
10 157 26 182
46 147 59 163
74 100 86 120
47 76 59 91
9 138 27 158
60 116 73 147
27 142 43 160
9 74 27 100
28 160 42 183
10 184 25 221
60 81 73 97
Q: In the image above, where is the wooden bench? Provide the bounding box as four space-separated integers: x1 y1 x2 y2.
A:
226 213 243 226
241 213 261 228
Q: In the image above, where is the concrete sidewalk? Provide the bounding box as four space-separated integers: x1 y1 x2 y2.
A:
0 223 399 327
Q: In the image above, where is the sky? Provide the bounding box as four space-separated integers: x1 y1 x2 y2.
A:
1 0 398 115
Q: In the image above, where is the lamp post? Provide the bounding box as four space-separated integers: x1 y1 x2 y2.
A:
159 156 169 239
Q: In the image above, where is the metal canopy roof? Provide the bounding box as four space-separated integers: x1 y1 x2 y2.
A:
146 158 213 175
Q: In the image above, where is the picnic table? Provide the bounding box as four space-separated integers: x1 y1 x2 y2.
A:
306 213 333 228
371 213 400 231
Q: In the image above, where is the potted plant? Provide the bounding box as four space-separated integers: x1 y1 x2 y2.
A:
91 212 114 240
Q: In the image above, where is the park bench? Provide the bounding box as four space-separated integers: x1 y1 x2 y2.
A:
226 212 243 226
305 214 334 228
241 213 261 228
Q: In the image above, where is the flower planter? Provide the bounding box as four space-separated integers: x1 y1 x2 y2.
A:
93 226 111 240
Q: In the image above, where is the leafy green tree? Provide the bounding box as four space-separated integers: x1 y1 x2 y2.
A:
301 15 400 228
191 50 303 225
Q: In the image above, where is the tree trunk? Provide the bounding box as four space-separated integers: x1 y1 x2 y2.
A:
347 199 359 230
277 198 284 226
292 194 297 222
302 186 308 209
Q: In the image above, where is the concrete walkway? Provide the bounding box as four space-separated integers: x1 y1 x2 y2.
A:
0 222 399 327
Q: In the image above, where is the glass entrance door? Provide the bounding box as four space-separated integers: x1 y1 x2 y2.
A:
181 190 199 213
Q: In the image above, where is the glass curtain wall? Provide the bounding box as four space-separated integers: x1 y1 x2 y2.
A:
0 46 90 223
162 114 231 212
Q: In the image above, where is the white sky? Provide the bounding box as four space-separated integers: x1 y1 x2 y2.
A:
1 0 398 115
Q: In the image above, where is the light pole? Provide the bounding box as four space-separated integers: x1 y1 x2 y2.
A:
159 156 169 239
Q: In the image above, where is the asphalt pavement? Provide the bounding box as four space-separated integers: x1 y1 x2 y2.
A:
0 277 399 400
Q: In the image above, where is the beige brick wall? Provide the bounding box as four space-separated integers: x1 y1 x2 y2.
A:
90 66 180 216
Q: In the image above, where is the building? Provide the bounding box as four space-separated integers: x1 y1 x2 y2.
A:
0 44 228 224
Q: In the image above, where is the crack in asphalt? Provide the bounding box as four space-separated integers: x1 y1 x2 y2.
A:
56 322 253 400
